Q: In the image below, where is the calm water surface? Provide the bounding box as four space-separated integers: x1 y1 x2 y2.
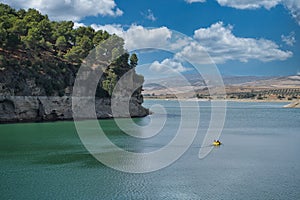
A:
1 100 300 199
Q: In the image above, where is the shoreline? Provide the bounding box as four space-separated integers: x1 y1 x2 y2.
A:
0 96 149 124
144 97 294 103
0 115 148 125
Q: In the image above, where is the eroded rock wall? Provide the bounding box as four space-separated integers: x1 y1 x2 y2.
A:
0 96 149 123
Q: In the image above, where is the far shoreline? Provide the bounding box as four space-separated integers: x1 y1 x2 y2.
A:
144 97 293 103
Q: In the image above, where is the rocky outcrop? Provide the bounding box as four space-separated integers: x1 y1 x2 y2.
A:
283 100 300 108
0 96 149 123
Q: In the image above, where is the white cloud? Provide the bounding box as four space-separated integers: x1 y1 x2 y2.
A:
149 59 189 73
91 24 124 35
73 22 86 29
74 22 292 64
185 0 281 9
86 24 172 50
185 0 300 25
174 41 214 64
216 0 281 9
283 0 300 25
185 0 206 3
181 22 293 64
1 0 123 21
281 31 296 46
169 37 192 50
142 9 157 21
123 25 172 50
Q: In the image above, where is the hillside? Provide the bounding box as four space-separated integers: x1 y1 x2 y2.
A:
0 4 148 122
143 74 300 101
0 3 140 97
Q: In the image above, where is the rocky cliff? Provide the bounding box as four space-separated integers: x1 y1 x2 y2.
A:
0 4 149 123
0 96 149 123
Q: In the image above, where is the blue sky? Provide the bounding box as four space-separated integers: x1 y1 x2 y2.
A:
2 0 300 76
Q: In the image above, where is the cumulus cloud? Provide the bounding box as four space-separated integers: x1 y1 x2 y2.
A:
185 0 206 3
89 24 172 50
150 59 189 73
123 25 172 50
185 0 281 9
74 22 292 64
141 9 157 21
190 22 292 63
185 0 300 25
216 0 300 25
91 24 124 35
281 31 296 46
73 22 86 29
174 42 214 64
283 0 300 25
1 0 123 21
64 22 185 52
216 0 281 9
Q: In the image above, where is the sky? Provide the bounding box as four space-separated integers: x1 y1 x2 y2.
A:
2 0 300 77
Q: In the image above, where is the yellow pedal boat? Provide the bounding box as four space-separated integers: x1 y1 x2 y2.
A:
213 141 222 146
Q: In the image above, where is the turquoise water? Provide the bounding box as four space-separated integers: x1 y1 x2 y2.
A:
1 100 300 199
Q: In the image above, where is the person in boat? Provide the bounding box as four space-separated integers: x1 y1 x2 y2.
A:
213 140 221 145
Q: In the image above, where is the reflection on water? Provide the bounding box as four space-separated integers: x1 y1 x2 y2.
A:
0 100 300 199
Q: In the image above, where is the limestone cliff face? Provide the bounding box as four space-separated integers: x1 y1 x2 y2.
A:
0 96 149 123
0 69 149 123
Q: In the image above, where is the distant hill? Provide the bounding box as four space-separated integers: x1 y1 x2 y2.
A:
143 75 276 92
143 74 300 100
144 74 274 90
235 75 300 88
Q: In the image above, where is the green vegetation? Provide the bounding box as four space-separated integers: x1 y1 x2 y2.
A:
0 3 141 97
195 88 300 101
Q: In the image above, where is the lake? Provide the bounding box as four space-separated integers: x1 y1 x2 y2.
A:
0 100 300 199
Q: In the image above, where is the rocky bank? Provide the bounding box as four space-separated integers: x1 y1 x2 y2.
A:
0 96 149 123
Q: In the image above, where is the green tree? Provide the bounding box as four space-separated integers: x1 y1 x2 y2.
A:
64 46 84 62
111 53 130 77
55 36 67 52
53 21 74 44
37 19 52 42
93 30 110 46
130 53 138 68
78 35 93 52
93 30 104 45
95 34 125 62
0 3 15 16
7 19 26 47
74 26 94 40
6 32 20 48
102 31 110 40
0 25 8 47
102 69 117 96
111 47 122 61
16 8 26 18
10 19 27 36
22 27 41 49
23 8 44 29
